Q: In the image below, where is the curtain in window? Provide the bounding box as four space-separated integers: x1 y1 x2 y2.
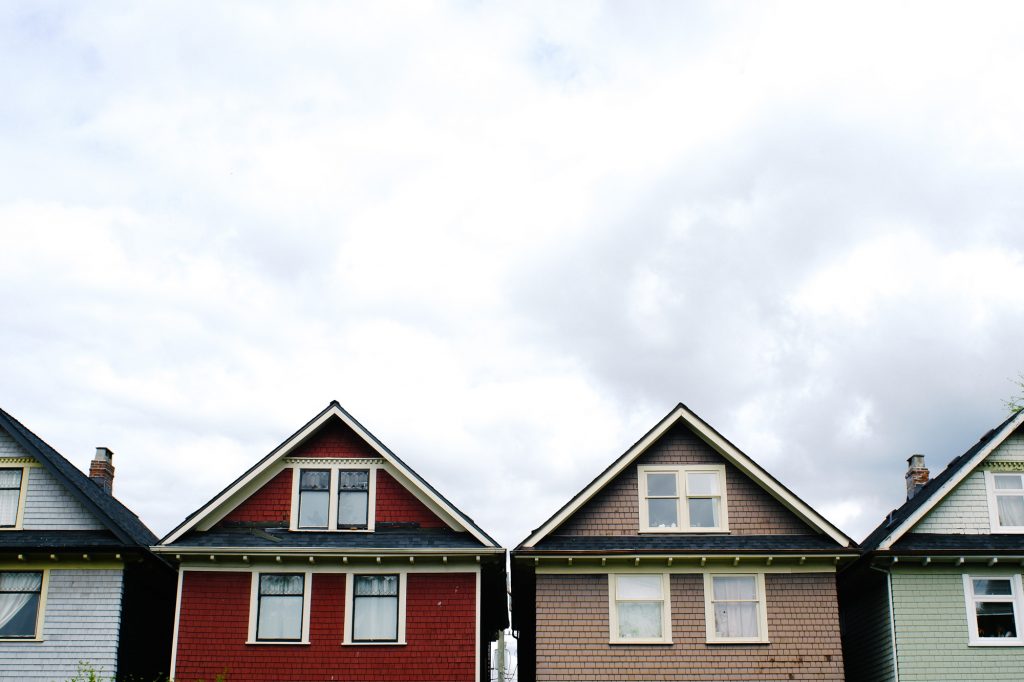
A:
0 469 22 526
712 576 759 638
0 572 41 635
353 575 398 641
997 496 1024 527
257 574 303 640
616 575 664 639
338 471 369 526
298 470 330 528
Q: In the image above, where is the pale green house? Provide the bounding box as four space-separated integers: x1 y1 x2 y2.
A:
840 410 1024 681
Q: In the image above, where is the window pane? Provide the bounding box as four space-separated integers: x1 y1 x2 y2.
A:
0 469 22 489
688 498 719 528
299 470 330 490
338 491 368 526
647 499 678 528
715 602 759 638
353 595 399 641
617 602 662 639
355 575 398 597
997 495 1024 527
0 490 20 526
0 593 39 638
617 575 663 600
687 472 719 496
258 595 303 640
976 602 1017 638
713 576 756 601
339 470 369 491
994 474 1024 490
646 473 676 497
260 574 304 596
298 490 329 528
973 578 1013 596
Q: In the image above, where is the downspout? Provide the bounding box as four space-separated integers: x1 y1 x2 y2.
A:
870 564 899 682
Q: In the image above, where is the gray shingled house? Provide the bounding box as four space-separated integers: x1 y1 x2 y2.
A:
0 407 176 681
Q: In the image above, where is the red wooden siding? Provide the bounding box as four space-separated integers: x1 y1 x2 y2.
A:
221 469 293 524
174 570 477 682
290 419 383 459
376 469 447 528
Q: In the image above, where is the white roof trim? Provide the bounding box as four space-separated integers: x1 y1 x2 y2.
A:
160 404 496 547
522 405 854 548
876 409 1024 551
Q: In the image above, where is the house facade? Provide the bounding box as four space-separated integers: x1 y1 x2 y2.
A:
840 409 1024 681
155 401 507 682
512 404 857 682
0 407 176 681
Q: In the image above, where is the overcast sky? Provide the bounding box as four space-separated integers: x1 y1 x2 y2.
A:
2 1 1023 549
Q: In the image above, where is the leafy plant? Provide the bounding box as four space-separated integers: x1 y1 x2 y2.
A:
1005 372 1024 414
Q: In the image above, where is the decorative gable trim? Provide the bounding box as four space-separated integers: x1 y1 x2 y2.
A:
159 402 498 548
521 404 853 548
876 409 1024 551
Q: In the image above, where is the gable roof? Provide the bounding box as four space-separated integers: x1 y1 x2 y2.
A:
519 403 854 549
0 406 158 548
159 401 500 548
861 408 1024 553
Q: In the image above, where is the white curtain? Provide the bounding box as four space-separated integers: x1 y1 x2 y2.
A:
257 575 303 640
0 572 41 633
713 576 759 638
997 496 1024 527
616 575 664 639
353 575 398 641
0 469 22 526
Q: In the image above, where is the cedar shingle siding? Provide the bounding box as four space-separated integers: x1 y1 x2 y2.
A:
535 572 844 681
558 423 813 537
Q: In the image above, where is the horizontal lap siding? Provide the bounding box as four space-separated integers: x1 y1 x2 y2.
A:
0 568 124 682
913 471 990 534
987 431 1024 461
535 572 843 681
558 423 814 536
175 571 476 682
892 567 1024 681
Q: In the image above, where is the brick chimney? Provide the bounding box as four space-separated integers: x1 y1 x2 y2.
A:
905 453 929 500
90 447 115 495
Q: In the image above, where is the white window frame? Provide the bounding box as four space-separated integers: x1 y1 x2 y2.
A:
703 572 769 644
985 470 1024 533
0 463 31 531
963 574 1024 646
343 570 408 646
289 465 378 532
607 573 673 645
638 464 729 533
0 568 48 641
246 571 313 645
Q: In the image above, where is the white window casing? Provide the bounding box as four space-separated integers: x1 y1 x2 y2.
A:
985 471 1024 533
608 573 673 644
963 574 1024 646
247 571 313 644
638 465 729 533
290 465 378 532
343 571 408 645
704 572 769 644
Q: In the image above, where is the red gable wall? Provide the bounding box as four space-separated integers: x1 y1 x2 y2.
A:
376 470 447 528
221 469 293 524
291 419 382 459
174 571 476 681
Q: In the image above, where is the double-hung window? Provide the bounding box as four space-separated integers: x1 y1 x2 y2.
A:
0 468 24 528
986 471 1024 532
638 465 728 532
0 571 44 639
704 573 769 643
963 575 1024 645
608 573 672 644
293 467 373 531
345 573 407 645
252 573 309 643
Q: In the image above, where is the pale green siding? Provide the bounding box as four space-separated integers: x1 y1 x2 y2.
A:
988 432 1024 462
891 566 1024 682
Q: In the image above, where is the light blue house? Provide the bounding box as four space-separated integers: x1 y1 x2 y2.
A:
841 409 1024 681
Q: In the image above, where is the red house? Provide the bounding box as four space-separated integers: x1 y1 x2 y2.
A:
155 402 507 682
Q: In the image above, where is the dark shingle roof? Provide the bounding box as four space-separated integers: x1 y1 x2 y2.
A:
886 533 1024 554
0 530 126 550
522 534 852 554
860 411 1022 553
170 526 485 550
0 407 158 548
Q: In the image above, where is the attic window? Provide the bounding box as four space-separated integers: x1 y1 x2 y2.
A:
0 468 25 528
985 472 1024 533
291 467 376 532
638 465 729 533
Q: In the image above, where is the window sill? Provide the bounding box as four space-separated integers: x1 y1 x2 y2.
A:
968 639 1024 647
609 638 673 645
245 640 310 646
290 528 373 533
639 528 729 534
343 640 407 646
706 638 770 645
0 637 42 642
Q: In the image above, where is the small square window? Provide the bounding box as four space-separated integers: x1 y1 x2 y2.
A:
0 571 43 639
964 574 1024 646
